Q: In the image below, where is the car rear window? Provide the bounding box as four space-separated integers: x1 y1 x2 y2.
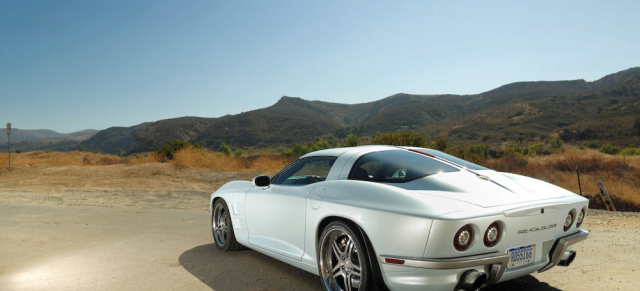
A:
416 149 488 170
348 150 458 183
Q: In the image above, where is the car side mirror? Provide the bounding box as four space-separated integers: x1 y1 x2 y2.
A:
253 175 271 187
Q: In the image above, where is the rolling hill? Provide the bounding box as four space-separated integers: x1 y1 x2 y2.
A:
0 129 98 152
11 67 640 154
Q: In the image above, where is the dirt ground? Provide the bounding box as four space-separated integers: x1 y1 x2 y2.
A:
1 163 639 290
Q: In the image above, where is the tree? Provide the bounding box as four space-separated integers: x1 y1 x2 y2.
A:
234 148 244 157
340 133 360 147
371 130 428 147
599 143 621 155
156 140 196 161
548 136 563 149
431 136 449 151
282 143 311 157
220 142 233 156
467 144 491 158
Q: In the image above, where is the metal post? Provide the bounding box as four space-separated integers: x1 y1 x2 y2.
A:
6 123 10 172
576 166 582 196
7 134 10 172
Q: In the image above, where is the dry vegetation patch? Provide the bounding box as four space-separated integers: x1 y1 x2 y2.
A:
485 149 640 209
171 147 292 171
1 148 638 211
0 150 158 167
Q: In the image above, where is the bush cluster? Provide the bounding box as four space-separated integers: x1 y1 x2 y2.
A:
156 140 245 162
156 140 200 162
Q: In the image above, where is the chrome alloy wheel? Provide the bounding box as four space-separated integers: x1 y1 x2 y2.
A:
212 202 229 247
319 227 364 291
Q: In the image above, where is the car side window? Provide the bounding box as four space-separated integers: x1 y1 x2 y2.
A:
271 157 337 186
349 150 458 183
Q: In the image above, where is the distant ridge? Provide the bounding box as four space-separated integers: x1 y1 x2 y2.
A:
77 67 640 154
0 129 98 152
8 68 640 153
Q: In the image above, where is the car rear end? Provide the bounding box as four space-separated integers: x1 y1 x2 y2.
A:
378 196 589 291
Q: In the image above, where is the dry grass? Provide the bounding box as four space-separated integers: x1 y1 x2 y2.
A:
0 149 291 172
0 151 158 167
171 147 291 172
485 149 640 207
1 148 637 207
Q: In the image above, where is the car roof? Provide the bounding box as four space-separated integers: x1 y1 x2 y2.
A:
301 145 407 159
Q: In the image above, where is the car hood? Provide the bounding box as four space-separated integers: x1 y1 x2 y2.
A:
402 170 575 208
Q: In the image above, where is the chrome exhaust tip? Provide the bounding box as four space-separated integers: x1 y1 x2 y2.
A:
558 250 576 267
457 269 488 290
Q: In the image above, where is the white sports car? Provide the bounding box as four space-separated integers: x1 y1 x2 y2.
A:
209 146 589 291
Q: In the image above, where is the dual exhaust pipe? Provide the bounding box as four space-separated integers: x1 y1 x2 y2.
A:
457 270 487 291
558 250 577 267
456 251 577 290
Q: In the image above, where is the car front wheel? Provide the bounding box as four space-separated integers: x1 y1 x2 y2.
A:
212 199 242 251
318 221 372 291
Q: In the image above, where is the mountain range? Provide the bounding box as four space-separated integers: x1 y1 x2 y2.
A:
3 67 639 154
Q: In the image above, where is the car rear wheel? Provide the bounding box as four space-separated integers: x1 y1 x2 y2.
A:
318 221 372 291
212 199 242 251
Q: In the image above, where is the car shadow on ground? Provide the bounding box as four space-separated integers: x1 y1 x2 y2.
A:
179 243 322 290
180 244 560 291
484 276 561 291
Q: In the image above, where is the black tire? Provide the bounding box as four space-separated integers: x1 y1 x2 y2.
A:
211 199 242 251
318 221 373 291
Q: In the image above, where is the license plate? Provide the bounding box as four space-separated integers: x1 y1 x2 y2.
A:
508 244 535 269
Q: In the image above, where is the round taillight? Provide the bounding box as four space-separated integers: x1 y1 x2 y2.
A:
454 224 474 251
576 208 585 228
563 211 575 231
484 221 502 248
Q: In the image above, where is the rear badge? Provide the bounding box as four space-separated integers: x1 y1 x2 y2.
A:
518 223 557 234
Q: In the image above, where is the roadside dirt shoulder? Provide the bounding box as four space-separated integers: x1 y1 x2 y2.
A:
1 165 638 290
531 209 640 291
0 163 271 210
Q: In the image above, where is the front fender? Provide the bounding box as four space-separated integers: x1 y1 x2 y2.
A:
210 180 255 244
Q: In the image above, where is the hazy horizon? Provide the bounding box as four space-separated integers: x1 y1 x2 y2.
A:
2 0 639 133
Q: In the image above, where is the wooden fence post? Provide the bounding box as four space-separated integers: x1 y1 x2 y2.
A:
595 178 617 212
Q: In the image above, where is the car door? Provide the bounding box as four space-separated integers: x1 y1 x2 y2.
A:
245 156 336 260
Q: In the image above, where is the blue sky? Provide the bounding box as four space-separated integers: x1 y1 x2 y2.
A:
1 0 639 133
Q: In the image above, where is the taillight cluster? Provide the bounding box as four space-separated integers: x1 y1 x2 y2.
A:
453 224 474 251
576 208 586 228
564 207 587 231
483 222 502 248
454 221 503 252
453 206 587 252
563 211 575 231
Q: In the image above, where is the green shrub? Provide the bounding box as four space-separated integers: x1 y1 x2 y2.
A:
282 143 312 157
156 140 197 162
586 141 600 149
234 148 244 157
467 144 491 158
548 136 563 149
431 136 449 151
340 133 360 147
220 142 233 156
505 141 527 156
311 138 333 151
599 143 621 155
527 142 545 156
371 130 428 147
620 148 638 156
